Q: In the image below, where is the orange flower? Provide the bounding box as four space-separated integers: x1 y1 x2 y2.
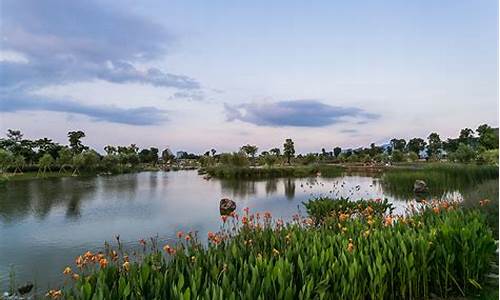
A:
185 235 191 241
63 266 72 275
208 231 215 239
264 211 272 219
163 244 176 255
99 258 108 268
122 261 130 272
384 215 393 226
479 199 491 206
242 216 249 225
177 231 184 238
243 207 250 214
339 213 349 222
72 273 80 281
46 290 63 299
347 242 354 253
139 239 147 246
433 207 440 214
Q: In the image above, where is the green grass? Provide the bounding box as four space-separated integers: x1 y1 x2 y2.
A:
381 163 498 198
53 200 496 300
201 164 344 179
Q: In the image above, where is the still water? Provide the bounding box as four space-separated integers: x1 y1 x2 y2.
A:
0 170 461 290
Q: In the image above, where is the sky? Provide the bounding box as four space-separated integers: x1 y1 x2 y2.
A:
0 0 498 154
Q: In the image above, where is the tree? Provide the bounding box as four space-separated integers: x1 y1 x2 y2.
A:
458 128 474 146
263 153 277 167
104 145 117 155
38 153 54 176
6 129 23 143
211 149 217 156
241 144 258 165
82 150 100 171
333 147 342 158
270 148 281 156
303 153 317 165
451 143 476 163
476 124 498 150
407 138 426 158
12 155 25 174
162 148 175 163
427 132 442 159
407 152 419 162
0 149 13 173
57 147 74 173
390 138 406 152
283 139 295 165
391 150 405 162
72 153 85 175
68 131 88 154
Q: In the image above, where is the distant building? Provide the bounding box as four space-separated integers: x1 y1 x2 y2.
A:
176 151 187 159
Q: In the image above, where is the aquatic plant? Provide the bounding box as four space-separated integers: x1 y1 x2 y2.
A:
54 199 496 299
202 165 344 179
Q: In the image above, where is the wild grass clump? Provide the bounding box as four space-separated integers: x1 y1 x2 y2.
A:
303 197 393 225
202 165 343 179
53 199 496 300
382 163 498 198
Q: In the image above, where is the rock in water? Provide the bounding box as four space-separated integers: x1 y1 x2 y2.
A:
414 180 428 194
18 282 33 295
220 198 236 215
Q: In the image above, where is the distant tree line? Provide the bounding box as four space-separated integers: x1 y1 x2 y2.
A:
199 124 498 168
0 130 179 176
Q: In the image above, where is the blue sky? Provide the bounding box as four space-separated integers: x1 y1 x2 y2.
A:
0 0 498 153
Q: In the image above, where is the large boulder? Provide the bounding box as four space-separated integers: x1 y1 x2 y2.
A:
219 198 236 215
414 180 428 194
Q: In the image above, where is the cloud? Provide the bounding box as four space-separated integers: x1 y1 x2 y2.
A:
0 0 203 125
225 100 379 127
1 0 200 91
0 95 168 126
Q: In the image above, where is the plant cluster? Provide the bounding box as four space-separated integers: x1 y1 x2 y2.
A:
51 199 496 300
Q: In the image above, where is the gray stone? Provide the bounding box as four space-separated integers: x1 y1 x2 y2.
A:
219 198 236 215
414 180 428 194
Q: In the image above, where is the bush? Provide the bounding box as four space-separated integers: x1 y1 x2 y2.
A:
58 201 496 300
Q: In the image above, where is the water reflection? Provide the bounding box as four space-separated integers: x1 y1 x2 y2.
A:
0 170 478 290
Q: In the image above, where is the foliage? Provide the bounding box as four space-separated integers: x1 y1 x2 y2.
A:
448 143 476 163
263 153 278 167
406 138 426 157
0 149 14 173
283 139 295 165
476 149 499 165
203 165 343 179
303 197 393 225
58 202 496 300
390 150 405 162
382 163 498 198
68 131 88 154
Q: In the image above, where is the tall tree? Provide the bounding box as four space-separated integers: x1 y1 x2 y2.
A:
458 128 474 146
476 124 498 150
407 138 426 158
68 131 88 154
390 138 406 152
270 148 281 156
427 132 442 159
333 147 342 158
283 139 295 165
241 144 258 165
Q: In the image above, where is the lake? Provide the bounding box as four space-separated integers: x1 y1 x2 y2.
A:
0 170 465 290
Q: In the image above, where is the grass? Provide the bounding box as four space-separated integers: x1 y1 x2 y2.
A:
381 163 498 198
43 198 496 300
201 164 344 179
